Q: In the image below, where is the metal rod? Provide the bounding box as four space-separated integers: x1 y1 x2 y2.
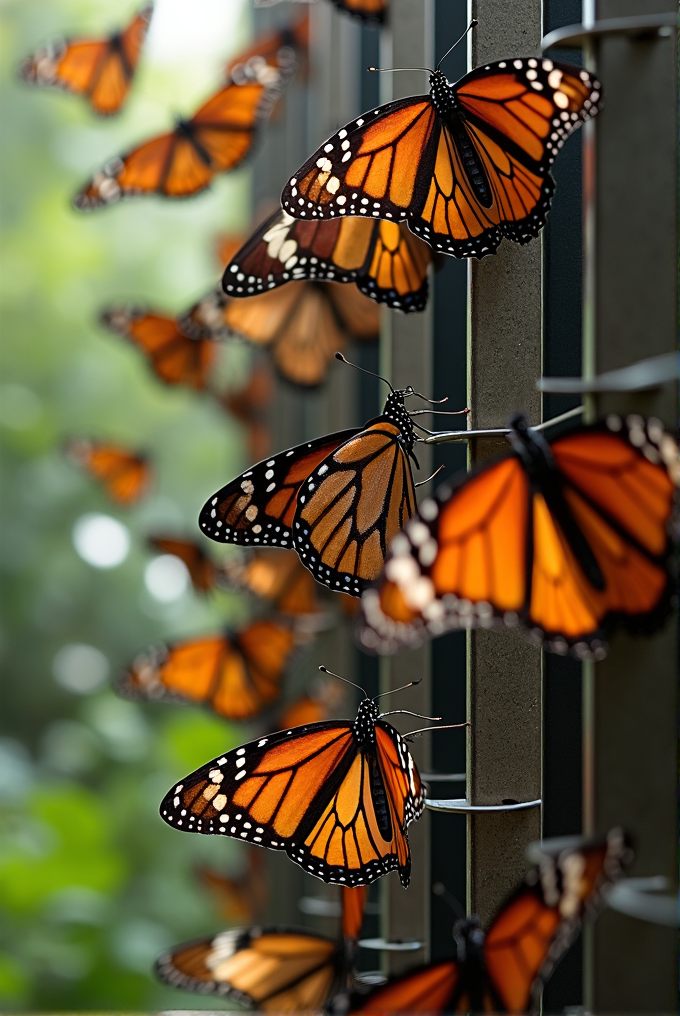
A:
541 13 676 51
422 405 584 444
425 797 541 814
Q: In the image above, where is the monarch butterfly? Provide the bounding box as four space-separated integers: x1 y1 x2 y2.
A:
198 370 458 595
281 56 602 258
181 279 379 388
196 847 268 923
147 535 219 595
19 4 152 117
352 829 632 1014
159 677 428 886
360 414 680 660
223 209 433 312
117 619 298 721
222 548 323 616
220 362 273 462
330 0 388 23
73 74 287 209
155 885 367 1009
225 12 309 86
100 305 217 390
65 437 151 505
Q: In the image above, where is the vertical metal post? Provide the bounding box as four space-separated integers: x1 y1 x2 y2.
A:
378 0 434 973
467 0 544 926
580 2 678 1010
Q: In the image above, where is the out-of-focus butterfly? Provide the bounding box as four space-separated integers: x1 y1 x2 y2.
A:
223 209 433 312
147 535 220 595
352 828 632 1014
225 12 309 87
65 437 151 505
219 362 273 462
180 279 379 388
100 305 216 390
159 678 427 886
74 74 287 209
196 847 268 923
360 414 680 659
199 369 463 595
330 0 388 23
19 4 152 117
281 55 602 258
277 675 345 730
118 619 298 721
155 885 367 1009
222 548 322 616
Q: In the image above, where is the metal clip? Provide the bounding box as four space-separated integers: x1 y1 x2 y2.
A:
537 352 679 394
542 13 676 51
425 797 541 814
359 937 424 952
607 877 679 928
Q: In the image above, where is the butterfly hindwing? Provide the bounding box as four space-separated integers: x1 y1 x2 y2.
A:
293 418 417 596
199 428 362 548
282 60 601 258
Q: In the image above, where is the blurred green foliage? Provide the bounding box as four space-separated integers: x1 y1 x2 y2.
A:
0 0 281 1007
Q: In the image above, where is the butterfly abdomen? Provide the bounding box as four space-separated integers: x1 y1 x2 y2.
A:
368 751 393 840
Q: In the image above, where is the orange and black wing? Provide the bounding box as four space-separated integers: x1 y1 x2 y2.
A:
293 420 417 596
101 305 216 389
223 210 431 312
329 0 388 24
65 437 150 504
19 4 152 116
156 926 342 1009
360 417 678 657
147 536 217 594
74 78 281 208
222 548 322 615
354 961 460 1014
198 427 361 547
282 61 601 258
483 829 633 1013
159 717 422 886
118 620 295 721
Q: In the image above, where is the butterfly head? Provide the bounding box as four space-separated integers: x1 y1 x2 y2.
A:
453 916 485 962
429 69 458 117
353 697 379 747
383 389 417 454
508 412 554 474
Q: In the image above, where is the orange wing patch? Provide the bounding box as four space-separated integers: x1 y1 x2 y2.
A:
354 961 460 1014
65 437 151 504
148 536 218 594
294 422 417 596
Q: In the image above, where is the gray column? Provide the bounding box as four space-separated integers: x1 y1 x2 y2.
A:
466 0 543 926
378 0 434 973
581 2 678 1010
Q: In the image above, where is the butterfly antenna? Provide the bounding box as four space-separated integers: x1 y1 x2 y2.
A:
404 721 470 738
379 708 441 720
415 465 445 488
436 19 477 72
368 65 433 75
318 665 368 699
373 679 422 703
335 352 394 392
433 882 466 921
409 408 470 416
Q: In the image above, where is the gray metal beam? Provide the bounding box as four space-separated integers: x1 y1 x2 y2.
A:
580 0 678 1009
467 0 544 927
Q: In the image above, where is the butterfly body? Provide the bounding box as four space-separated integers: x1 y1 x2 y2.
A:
159 698 425 886
282 59 601 258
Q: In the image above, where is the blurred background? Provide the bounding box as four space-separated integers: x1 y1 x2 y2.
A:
0 0 362 1007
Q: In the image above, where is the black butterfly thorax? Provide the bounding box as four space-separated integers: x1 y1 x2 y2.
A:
453 918 503 1012
109 33 133 77
352 699 393 841
175 118 213 166
382 390 416 457
428 70 492 209
508 414 606 590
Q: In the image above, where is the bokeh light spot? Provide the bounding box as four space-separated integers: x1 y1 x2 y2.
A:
52 644 110 695
72 513 130 569
144 554 189 602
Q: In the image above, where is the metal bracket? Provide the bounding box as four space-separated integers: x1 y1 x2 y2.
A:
298 896 380 917
607 877 679 928
537 352 679 394
542 13 676 51
359 937 424 952
426 797 541 814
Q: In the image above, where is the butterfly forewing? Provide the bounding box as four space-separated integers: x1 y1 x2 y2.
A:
199 428 361 548
223 211 431 312
65 438 151 504
156 926 341 1009
282 59 601 259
